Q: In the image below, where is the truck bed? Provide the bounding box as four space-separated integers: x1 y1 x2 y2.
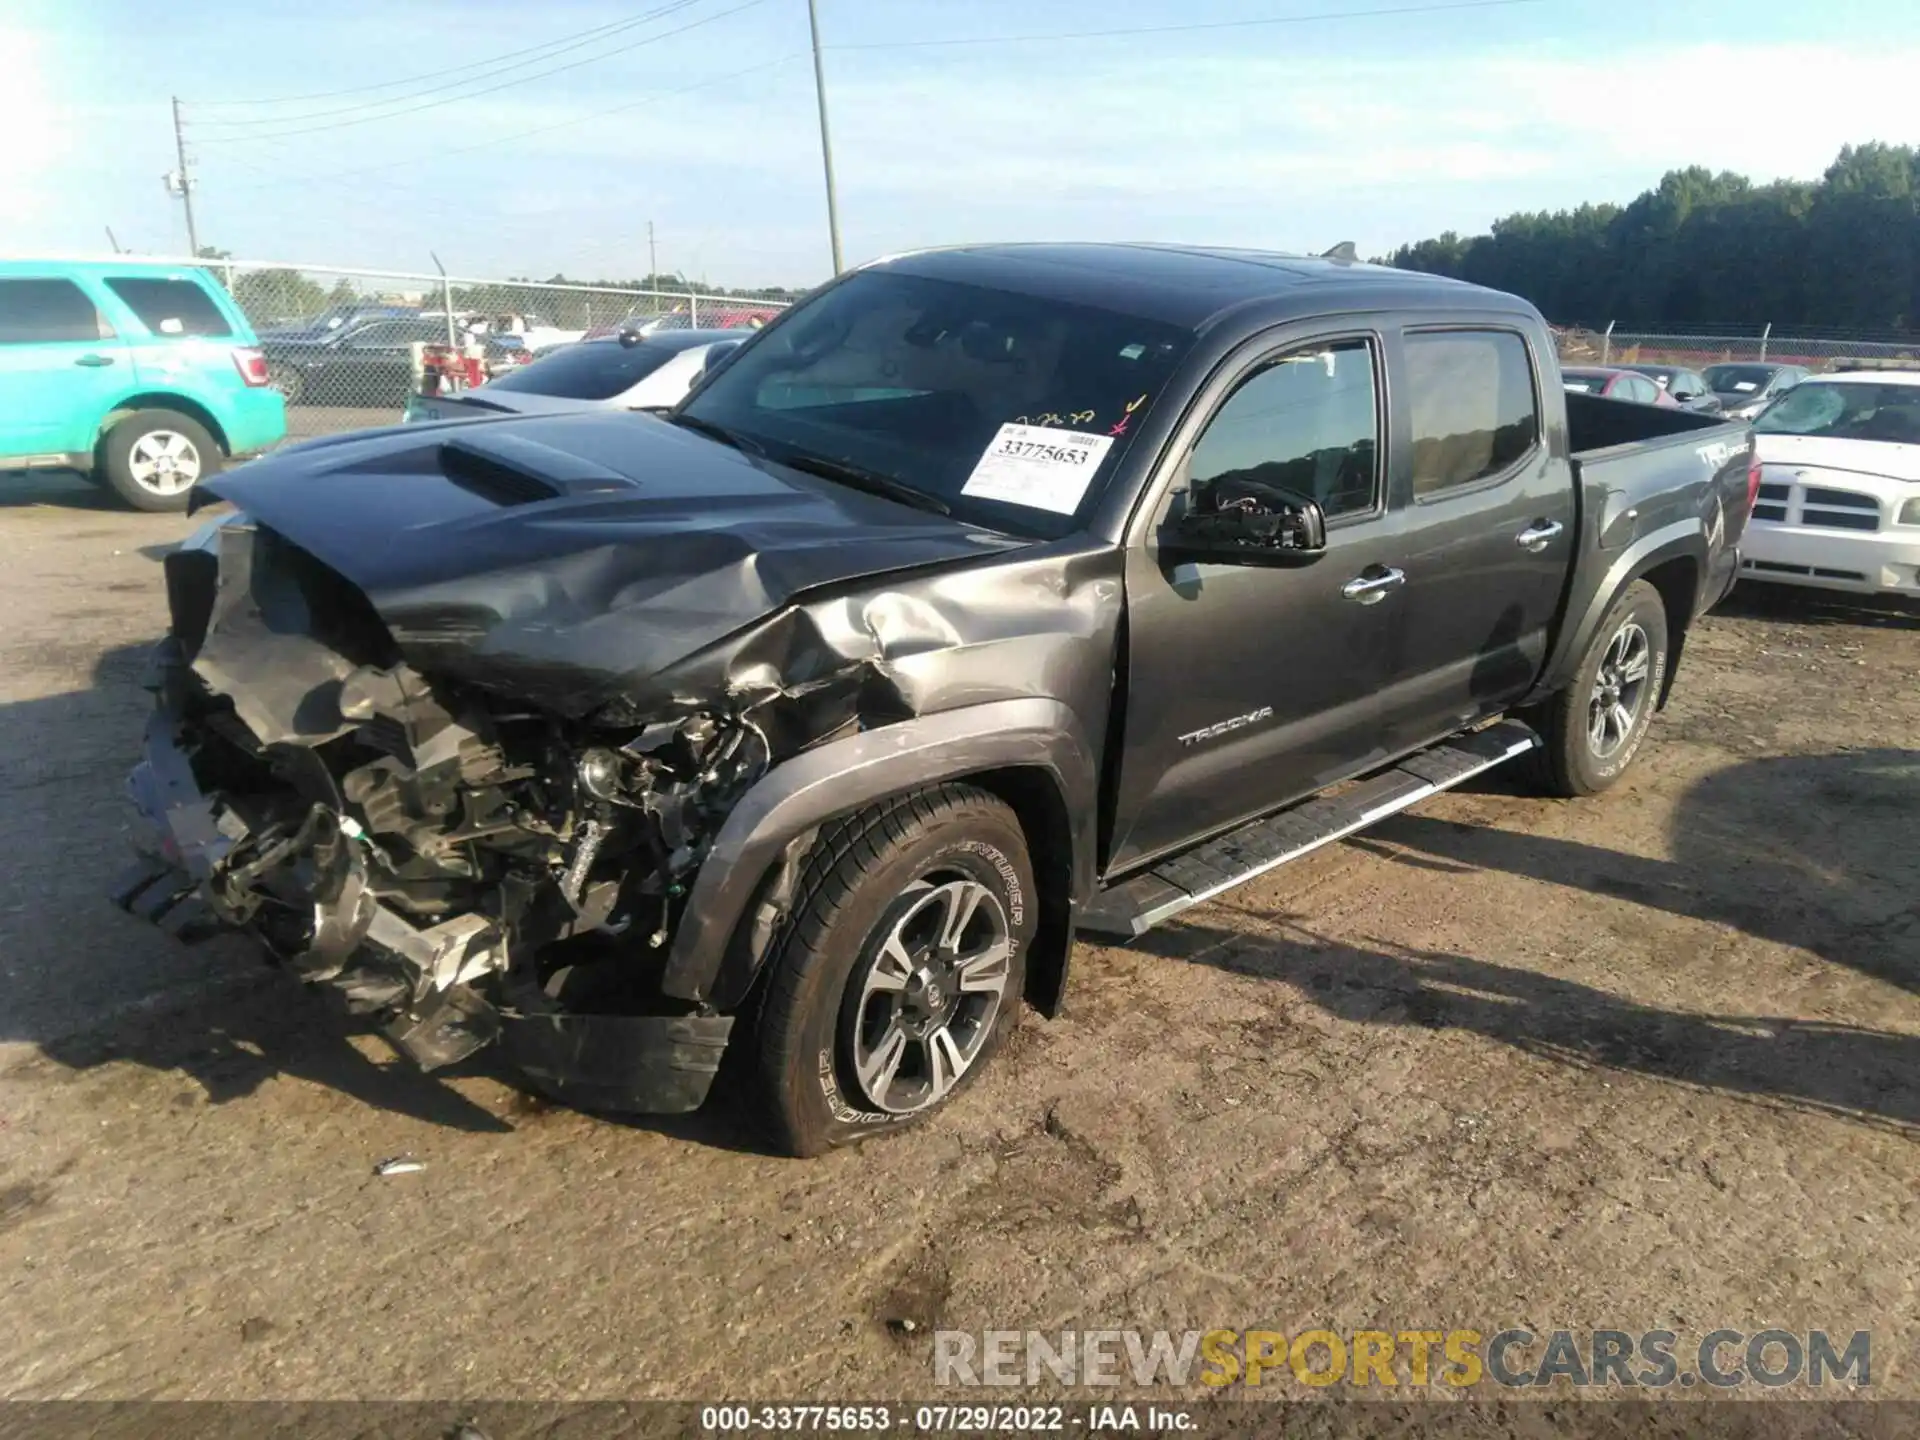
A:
1566 389 1745 465
1565 390 1750 511
1556 390 1753 659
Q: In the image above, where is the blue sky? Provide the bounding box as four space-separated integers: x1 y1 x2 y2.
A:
6 0 1919 288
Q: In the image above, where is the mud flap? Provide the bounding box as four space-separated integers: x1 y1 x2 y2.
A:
497 980 735 1115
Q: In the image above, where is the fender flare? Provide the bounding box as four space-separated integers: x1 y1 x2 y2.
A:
1528 520 1708 706
659 697 1100 1008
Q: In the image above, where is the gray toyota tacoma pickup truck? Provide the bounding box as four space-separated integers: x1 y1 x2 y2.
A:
114 243 1756 1155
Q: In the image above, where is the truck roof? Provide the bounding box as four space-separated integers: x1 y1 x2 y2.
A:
872 241 1531 332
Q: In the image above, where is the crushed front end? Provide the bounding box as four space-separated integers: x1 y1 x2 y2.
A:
114 517 764 1112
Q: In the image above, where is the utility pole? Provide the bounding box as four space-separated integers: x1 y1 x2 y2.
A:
105 226 123 254
169 97 201 256
648 220 658 286
805 0 844 274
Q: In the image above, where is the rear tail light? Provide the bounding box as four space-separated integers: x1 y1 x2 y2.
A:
232 347 271 387
1747 452 1762 510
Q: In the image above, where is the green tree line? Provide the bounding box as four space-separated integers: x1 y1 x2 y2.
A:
1381 143 1920 333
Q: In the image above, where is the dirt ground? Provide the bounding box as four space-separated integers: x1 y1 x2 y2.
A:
1 467 1915 1410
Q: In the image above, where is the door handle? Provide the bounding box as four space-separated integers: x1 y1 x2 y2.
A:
74 353 116 368
1341 566 1406 605
1515 518 1564 552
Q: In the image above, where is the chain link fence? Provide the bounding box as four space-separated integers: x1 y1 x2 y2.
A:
1554 323 1920 374
197 258 792 441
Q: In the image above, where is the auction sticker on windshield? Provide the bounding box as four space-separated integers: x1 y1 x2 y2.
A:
961 423 1116 514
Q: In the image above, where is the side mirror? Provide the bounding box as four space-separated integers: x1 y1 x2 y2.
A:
1671 387 1696 401
1164 483 1328 564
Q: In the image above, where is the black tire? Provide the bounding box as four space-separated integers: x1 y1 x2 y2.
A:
97 410 223 513
1532 579 1670 797
266 362 306 407
750 784 1035 1158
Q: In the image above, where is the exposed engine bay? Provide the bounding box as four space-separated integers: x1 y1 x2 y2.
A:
118 518 776 1109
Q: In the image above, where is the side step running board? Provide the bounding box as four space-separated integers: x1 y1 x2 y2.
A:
1078 719 1539 941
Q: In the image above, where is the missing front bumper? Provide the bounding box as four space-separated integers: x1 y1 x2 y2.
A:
112 694 736 1115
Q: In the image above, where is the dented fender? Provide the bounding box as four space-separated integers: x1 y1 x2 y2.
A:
661 697 1101 1009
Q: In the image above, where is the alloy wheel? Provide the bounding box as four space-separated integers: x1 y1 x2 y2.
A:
126 430 203 496
849 874 1013 1115
1587 620 1651 759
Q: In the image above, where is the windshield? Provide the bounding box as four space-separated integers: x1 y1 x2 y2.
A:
1626 366 1674 386
1753 382 1920 443
675 269 1195 537
1561 373 1610 394
483 339 684 400
1704 364 1778 395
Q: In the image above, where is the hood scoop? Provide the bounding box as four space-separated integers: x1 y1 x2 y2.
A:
440 430 637 506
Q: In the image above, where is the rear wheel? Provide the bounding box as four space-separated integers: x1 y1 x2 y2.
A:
1532 579 1669 797
98 410 223 513
749 784 1034 1158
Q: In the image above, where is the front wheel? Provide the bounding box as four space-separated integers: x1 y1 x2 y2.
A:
749 784 1035 1157
98 410 223 513
1532 579 1670 797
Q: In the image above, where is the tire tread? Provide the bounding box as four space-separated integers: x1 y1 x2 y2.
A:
753 782 1024 1157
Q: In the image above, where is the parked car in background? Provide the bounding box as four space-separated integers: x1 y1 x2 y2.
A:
1559 366 1678 406
1703 363 1809 419
422 309 588 354
257 302 420 341
262 316 528 407
1740 371 1920 596
116 242 1755 1153
1619 363 1722 413
0 259 285 511
586 308 696 340
401 328 746 423
584 302 780 340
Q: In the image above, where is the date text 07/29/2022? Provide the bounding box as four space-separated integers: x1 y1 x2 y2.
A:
700 1404 1195 1433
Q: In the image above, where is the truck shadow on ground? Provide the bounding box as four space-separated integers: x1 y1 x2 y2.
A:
1365 747 1920 997
1140 918 1920 1136
1135 745 1920 1134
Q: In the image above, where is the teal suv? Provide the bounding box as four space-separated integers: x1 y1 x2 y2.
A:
0 260 286 511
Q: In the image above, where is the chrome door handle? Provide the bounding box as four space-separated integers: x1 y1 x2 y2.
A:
74 353 115 368
1515 519 1564 552
1341 567 1406 605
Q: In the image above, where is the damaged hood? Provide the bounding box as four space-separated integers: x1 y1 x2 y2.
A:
202 412 1026 716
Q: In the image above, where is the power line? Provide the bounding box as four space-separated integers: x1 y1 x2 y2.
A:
187 1 713 107
194 0 771 144
187 0 710 128
828 0 1550 50
214 52 806 195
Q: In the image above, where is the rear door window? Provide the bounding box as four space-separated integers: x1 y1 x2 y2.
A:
104 277 233 338
0 278 114 343
1404 329 1541 497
